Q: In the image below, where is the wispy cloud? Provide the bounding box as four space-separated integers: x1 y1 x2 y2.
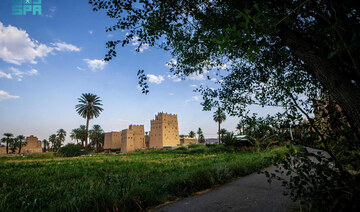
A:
51 42 81 52
190 84 197 88
76 66 85 71
83 59 107 71
45 7 56 18
107 34 114 38
0 90 19 101
167 74 182 82
147 74 164 84
0 70 12 79
168 93 175 96
8 67 38 81
185 95 202 103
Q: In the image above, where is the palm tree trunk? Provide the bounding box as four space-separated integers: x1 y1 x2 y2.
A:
218 121 221 144
18 143 21 154
85 115 90 150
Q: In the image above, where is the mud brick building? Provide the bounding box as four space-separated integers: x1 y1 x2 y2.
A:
149 112 180 148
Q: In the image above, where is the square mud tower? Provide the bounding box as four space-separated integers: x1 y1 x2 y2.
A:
129 125 145 150
104 132 122 150
121 125 145 153
22 135 42 153
149 112 180 148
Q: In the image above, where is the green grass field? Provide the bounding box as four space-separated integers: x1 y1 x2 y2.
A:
0 146 289 212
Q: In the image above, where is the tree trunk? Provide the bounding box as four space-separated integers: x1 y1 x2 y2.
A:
281 28 360 129
218 121 221 144
18 143 21 154
85 115 90 150
6 140 8 154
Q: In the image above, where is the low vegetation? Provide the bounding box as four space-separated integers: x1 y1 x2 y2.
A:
0 146 289 211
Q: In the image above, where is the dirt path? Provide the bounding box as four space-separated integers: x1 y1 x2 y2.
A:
155 166 293 212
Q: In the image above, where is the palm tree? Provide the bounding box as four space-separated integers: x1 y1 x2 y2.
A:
70 129 76 142
220 128 227 144
189 131 196 138
75 93 104 150
56 129 66 150
42 139 49 152
3 133 14 154
49 134 57 151
236 120 245 135
89 125 104 152
213 108 226 144
16 135 26 154
77 125 87 149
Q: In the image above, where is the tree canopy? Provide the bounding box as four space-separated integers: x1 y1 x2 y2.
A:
89 0 360 130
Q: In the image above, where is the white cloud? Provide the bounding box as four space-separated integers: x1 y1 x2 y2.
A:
190 84 197 87
8 67 38 81
0 90 19 101
83 59 107 71
166 58 177 67
167 74 182 82
0 22 80 65
107 34 114 38
0 70 12 79
168 93 175 96
51 42 81 52
147 74 164 84
88 30 94 35
131 36 149 52
187 72 205 81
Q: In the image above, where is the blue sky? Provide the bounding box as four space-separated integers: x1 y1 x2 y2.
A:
0 0 280 143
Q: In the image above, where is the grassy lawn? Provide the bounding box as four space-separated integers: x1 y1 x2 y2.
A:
0 146 289 212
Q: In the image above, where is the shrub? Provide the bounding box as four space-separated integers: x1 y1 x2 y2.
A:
266 147 360 211
58 144 82 157
187 143 201 149
189 146 206 154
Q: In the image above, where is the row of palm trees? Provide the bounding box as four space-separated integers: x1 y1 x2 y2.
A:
47 129 67 152
0 133 26 154
70 124 104 152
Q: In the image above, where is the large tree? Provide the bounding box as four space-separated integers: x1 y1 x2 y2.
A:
75 93 104 150
89 0 360 130
213 108 226 143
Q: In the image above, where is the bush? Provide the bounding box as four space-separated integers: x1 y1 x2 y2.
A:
266 147 360 211
187 143 201 149
189 146 206 154
58 144 82 157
